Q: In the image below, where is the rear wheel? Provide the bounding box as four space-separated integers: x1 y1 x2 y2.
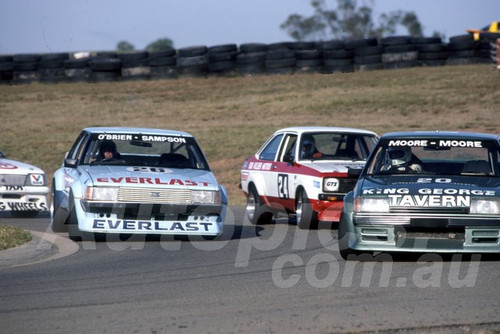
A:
296 190 318 229
246 186 273 225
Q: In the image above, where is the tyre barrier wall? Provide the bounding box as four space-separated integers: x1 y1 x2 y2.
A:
1 34 498 84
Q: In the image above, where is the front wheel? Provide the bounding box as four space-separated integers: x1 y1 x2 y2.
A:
338 214 358 260
246 186 273 225
295 190 318 229
51 182 69 232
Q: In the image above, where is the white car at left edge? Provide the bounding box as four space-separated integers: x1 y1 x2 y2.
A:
51 127 227 240
0 150 49 217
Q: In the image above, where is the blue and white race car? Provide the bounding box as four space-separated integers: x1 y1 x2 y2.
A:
51 127 227 240
0 151 49 216
339 131 500 259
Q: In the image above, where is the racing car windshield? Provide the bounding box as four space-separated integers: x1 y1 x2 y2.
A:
81 133 210 170
367 138 500 176
297 132 376 161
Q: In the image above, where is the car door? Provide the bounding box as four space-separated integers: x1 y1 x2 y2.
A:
261 133 297 211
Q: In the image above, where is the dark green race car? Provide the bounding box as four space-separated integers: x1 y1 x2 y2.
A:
339 131 500 259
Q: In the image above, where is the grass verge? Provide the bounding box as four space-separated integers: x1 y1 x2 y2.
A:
0 225 32 250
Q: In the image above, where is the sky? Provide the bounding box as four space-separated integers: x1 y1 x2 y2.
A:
1 0 499 55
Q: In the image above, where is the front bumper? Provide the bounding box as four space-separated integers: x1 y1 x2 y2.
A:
0 186 49 212
76 201 225 236
350 213 500 253
314 194 346 222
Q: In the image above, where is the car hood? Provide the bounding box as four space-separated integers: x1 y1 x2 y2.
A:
80 165 221 191
0 158 45 175
299 160 365 173
358 175 500 198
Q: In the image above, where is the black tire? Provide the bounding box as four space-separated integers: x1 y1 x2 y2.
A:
177 45 207 57
246 186 273 225
208 44 238 54
354 46 383 57
51 184 69 233
381 51 418 63
354 54 382 65
148 49 176 59
176 55 209 67
148 56 176 67
324 58 352 66
345 38 377 50
239 43 268 53
67 207 81 241
295 50 322 60
380 36 411 46
295 189 318 229
89 58 122 71
316 40 345 51
416 43 447 53
338 214 357 260
323 49 354 59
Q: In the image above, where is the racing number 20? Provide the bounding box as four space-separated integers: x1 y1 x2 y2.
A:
278 174 289 199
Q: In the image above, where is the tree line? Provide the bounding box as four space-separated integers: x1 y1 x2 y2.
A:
117 0 439 52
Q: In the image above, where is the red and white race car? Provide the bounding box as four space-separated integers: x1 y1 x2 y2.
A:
240 127 378 228
0 150 49 216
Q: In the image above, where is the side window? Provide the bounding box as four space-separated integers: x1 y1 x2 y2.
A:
259 134 283 161
279 134 297 162
363 135 378 158
66 132 88 161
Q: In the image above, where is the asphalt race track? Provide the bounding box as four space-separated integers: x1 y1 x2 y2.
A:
1 207 500 333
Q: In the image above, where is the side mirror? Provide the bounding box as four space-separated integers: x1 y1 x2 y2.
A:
347 167 362 178
64 158 78 168
283 154 295 164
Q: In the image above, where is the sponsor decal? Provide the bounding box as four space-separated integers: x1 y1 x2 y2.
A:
0 163 17 169
388 139 484 148
97 133 186 143
96 176 210 187
363 187 495 207
247 161 273 171
30 174 44 185
127 167 172 173
362 188 496 196
92 219 214 232
2 186 24 191
0 201 48 211
277 174 289 199
388 194 470 207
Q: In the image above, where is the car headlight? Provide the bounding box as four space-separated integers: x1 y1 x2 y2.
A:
27 174 46 186
191 190 221 204
470 199 500 214
354 197 390 213
323 178 339 192
85 187 118 201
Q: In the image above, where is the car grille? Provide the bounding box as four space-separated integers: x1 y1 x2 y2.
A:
390 207 469 214
117 187 192 204
0 174 26 186
338 178 358 193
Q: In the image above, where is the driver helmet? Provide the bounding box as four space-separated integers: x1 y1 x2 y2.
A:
100 140 117 156
388 147 412 166
301 136 316 158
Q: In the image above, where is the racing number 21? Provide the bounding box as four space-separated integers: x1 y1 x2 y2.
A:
278 174 289 199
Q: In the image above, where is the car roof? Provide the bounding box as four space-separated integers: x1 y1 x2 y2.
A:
380 131 500 141
83 127 194 137
274 126 378 136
